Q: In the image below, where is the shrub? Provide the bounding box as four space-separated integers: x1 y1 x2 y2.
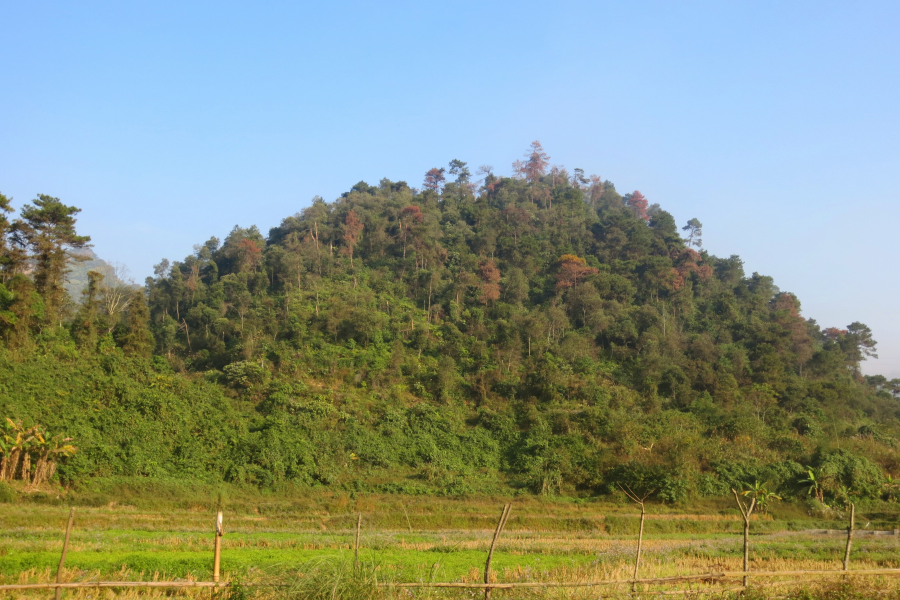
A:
0 481 15 503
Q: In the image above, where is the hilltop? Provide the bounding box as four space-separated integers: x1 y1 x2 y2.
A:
0 144 898 505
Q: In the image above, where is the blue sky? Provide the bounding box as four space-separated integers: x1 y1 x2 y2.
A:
1 1 899 377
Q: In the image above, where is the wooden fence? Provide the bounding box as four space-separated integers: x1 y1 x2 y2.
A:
5 494 900 598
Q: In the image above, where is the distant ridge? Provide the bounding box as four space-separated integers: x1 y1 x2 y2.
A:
65 249 135 301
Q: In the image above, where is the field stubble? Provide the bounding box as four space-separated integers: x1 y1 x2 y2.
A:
3 497 900 599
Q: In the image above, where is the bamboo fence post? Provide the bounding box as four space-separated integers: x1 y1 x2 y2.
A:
617 483 652 593
54 508 75 600
213 511 224 583
354 513 362 570
732 489 756 588
843 503 855 571
634 501 646 591
484 503 511 600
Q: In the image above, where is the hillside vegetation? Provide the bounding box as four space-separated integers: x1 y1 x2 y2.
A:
1 142 898 505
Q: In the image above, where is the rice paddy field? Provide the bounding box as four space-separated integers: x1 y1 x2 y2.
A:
4 493 900 599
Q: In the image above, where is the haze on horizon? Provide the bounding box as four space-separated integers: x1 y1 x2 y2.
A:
1 1 898 377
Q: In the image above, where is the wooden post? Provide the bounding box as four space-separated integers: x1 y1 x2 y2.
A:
633 501 646 592
732 489 756 588
484 503 511 600
617 484 652 593
354 513 362 570
843 503 855 571
54 508 75 600
213 511 223 583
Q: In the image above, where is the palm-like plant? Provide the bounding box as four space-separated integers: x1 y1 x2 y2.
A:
800 467 827 503
2 419 36 482
741 481 782 515
0 418 76 485
0 435 10 481
31 433 76 485
834 485 858 510
883 474 900 502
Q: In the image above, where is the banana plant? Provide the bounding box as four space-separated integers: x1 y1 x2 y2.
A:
834 485 858 510
0 435 10 481
3 419 35 482
0 419 75 484
800 467 827 503
884 474 900 502
41 434 76 484
741 481 782 515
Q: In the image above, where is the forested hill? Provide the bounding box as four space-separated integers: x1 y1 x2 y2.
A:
1 143 899 503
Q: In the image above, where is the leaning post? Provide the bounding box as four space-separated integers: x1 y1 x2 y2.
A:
484 503 511 600
54 508 75 600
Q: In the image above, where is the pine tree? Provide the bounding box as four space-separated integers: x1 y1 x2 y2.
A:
0 193 26 283
13 195 91 325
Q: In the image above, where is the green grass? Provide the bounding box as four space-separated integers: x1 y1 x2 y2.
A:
4 494 900 600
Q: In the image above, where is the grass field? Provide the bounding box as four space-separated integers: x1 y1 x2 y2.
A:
4 491 900 599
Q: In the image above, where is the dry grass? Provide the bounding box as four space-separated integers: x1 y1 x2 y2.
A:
3 497 900 599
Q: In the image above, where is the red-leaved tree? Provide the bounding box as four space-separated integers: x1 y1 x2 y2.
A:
399 205 424 258
556 254 598 290
522 141 549 182
423 168 446 192
479 259 501 304
342 209 364 268
237 238 263 272
626 191 650 222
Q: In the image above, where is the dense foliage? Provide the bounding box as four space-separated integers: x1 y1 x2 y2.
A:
2 144 899 503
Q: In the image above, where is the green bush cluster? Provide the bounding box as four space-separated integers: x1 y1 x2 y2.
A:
0 150 898 503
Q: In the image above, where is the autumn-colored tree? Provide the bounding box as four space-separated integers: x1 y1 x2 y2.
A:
626 191 650 222
823 327 848 341
342 209 364 267
550 165 563 186
478 259 501 304
237 238 263 272
479 165 502 194
669 248 712 290
399 205 424 258
588 175 605 210
423 168 446 191
521 141 550 182
555 254 598 290
400 205 424 224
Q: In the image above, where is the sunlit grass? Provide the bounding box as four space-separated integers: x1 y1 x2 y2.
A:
3 498 900 598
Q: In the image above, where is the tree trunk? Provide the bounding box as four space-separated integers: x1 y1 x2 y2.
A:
843 503 855 571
